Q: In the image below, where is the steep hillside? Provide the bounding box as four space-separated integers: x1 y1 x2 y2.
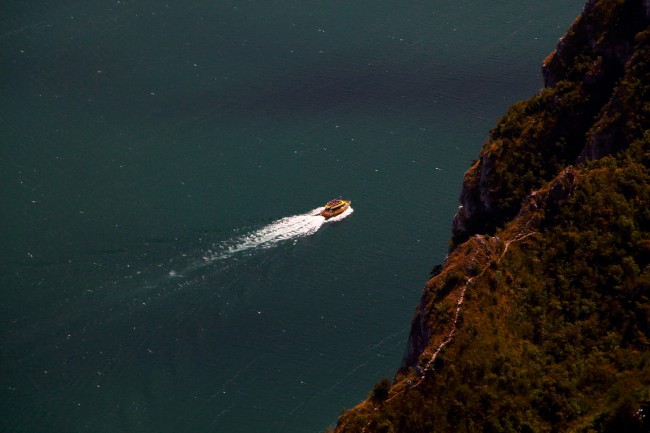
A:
332 0 650 431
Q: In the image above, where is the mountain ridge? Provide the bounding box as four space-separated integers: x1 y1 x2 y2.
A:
331 0 650 431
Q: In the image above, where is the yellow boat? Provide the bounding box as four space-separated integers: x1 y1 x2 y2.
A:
321 198 351 218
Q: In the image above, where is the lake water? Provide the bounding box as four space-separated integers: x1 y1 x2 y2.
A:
1 1 583 432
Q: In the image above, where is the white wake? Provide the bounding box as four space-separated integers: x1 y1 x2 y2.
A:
204 206 354 263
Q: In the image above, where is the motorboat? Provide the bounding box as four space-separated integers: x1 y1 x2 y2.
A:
321 198 351 219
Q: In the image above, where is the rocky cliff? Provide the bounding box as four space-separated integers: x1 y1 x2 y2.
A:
332 0 650 431
452 0 649 245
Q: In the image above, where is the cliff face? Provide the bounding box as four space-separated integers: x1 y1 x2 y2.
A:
452 0 650 245
332 0 650 431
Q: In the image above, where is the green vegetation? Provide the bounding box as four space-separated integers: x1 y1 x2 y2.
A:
337 140 650 433
483 80 596 215
370 378 392 402
453 1 650 245
334 1 650 431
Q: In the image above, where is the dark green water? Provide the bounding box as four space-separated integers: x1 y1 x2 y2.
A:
2 1 583 432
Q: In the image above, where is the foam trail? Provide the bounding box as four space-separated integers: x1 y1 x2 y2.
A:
207 206 353 262
166 206 353 278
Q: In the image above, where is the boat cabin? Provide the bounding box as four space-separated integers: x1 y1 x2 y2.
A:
325 199 343 209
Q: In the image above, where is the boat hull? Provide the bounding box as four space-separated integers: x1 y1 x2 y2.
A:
321 200 351 218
